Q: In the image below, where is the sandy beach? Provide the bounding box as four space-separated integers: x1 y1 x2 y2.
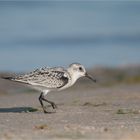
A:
0 1 140 139
0 76 140 140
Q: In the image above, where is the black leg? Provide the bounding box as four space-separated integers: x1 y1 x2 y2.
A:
39 92 48 113
41 98 57 109
38 92 57 113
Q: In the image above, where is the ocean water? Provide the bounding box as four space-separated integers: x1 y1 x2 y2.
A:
0 1 140 71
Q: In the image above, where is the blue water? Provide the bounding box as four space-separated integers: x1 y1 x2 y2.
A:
0 1 140 71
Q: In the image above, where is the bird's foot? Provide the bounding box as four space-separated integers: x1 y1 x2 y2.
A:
51 102 57 109
43 110 56 114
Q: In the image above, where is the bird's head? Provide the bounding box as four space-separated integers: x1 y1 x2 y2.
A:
68 63 96 83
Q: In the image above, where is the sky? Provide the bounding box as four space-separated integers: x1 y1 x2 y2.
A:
0 1 140 72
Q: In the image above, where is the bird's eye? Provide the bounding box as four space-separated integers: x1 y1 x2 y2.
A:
79 67 83 71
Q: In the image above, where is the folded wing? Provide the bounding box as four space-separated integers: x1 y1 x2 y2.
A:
8 67 70 89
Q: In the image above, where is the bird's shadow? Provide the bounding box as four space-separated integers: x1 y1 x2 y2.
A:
0 107 38 113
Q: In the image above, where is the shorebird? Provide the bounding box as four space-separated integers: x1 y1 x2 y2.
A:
3 63 96 113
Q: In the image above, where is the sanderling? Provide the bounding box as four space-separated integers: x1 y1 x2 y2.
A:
3 63 96 113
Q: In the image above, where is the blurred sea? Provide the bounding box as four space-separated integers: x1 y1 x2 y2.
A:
0 1 140 72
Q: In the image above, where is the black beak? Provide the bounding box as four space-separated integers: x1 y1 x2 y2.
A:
85 73 96 83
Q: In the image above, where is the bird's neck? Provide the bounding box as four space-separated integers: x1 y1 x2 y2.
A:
67 69 81 86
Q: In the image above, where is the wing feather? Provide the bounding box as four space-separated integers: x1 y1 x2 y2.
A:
13 67 69 89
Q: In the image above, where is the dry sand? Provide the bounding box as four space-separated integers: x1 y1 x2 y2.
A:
0 78 140 140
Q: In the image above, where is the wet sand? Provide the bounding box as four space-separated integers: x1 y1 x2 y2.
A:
0 78 140 140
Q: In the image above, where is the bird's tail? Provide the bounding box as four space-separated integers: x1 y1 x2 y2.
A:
1 76 14 81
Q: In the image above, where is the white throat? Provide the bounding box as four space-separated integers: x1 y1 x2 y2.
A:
67 69 82 86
